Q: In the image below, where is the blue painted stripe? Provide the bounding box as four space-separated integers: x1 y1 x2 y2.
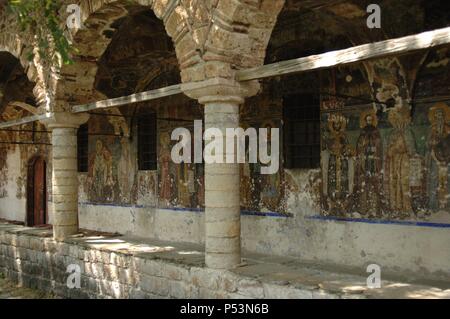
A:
158 207 204 213
64 202 450 227
306 215 450 228
79 202 137 208
241 210 292 218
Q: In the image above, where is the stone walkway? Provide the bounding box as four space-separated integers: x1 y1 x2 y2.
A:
0 275 54 299
1 221 449 299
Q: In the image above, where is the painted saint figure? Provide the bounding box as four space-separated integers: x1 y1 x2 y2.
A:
240 131 252 209
354 110 384 217
89 140 114 202
260 122 281 212
118 137 135 203
324 114 354 215
385 107 417 218
426 103 450 210
159 133 172 205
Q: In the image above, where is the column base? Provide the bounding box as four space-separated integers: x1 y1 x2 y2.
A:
206 253 242 270
53 225 79 241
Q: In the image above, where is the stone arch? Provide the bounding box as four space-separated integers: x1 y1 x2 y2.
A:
179 0 286 82
53 0 201 111
0 0 282 109
53 0 288 109
0 51 41 116
0 11 48 109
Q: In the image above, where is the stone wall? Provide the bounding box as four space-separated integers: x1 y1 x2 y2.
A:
76 205 450 281
72 49 450 281
1 0 449 283
0 223 348 299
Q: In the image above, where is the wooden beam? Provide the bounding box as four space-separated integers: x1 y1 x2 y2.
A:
70 27 450 114
71 84 183 113
0 26 446 125
236 26 450 82
0 113 50 129
8 101 39 115
0 141 52 146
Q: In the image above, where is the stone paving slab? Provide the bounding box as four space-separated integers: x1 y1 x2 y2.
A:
230 252 450 299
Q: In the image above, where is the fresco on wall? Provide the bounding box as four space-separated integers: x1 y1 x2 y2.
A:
0 147 8 198
78 99 206 211
84 113 138 205
320 103 449 220
0 107 23 198
317 52 450 220
385 106 418 217
136 171 157 207
77 50 449 221
414 48 450 99
426 103 450 210
321 113 355 215
414 48 450 214
367 58 410 111
0 106 51 201
88 139 115 202
353 109 384 217
156 99 204 210
321 65 373 109
240 98 289 214
158 132 173 206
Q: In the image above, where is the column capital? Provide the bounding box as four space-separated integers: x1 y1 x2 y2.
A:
181 78 260 105
40 112 90 130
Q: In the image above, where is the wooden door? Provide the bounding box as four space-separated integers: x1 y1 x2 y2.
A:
30 157 47 226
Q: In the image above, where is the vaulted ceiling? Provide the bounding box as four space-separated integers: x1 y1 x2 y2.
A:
0 52 36 114
94 7 179 99
267 0 450 63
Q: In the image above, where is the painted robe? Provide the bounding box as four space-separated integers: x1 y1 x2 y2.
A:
89 141 114 202
354 125 383 216
326 131 353 214
385 128 416 217
426 124 450 210
159 146 172 204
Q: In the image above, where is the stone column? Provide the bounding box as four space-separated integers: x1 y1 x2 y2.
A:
41 112 89 241
183 78 259 269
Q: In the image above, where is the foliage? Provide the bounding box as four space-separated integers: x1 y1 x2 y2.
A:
7 0 74 66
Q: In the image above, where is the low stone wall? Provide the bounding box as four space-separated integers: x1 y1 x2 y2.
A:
0 224 343 299
76 202 450 281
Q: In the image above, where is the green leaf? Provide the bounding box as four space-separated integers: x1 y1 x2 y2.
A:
7 0 75 67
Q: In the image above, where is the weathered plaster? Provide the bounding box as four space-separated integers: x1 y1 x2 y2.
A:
0 0 449 278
